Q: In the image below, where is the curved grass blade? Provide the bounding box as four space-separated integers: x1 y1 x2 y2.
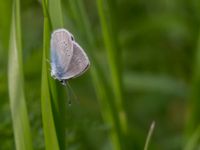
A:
48 0 66 148
41 0 66 149
41 14 60 150
8 0 33 149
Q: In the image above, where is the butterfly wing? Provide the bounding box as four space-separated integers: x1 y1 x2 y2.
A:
50 29 74 79
61 41 90 80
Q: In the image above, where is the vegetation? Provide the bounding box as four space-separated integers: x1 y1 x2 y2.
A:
1 0 200 149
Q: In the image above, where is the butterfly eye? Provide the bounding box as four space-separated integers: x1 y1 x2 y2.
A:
71 35 74 41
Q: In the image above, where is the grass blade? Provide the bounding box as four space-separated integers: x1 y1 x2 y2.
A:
144 121 155 150
8 0 33 149
48 0 66 148
41 14 60 150
48 0 63 28
41 0 66 149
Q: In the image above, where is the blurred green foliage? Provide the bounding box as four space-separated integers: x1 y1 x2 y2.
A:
1 0 200 149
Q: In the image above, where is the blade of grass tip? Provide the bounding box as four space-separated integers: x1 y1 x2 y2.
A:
144 121 155 150
67 1 124 150
43 0 66 149
8 0 33 150
41 12 60 149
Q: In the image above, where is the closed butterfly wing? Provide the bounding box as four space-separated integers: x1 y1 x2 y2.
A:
61 41 90 80
51 29 74 79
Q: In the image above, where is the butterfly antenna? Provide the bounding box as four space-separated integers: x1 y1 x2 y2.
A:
66 82 79 105
62 80 71 105
66 87 71 106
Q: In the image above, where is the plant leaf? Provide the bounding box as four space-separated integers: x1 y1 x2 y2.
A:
8 0 33 150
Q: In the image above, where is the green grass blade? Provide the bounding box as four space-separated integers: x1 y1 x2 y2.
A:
48 0 66 148
41 15 60 150
8 0 33 150
41 0 66 149
48 0 63 28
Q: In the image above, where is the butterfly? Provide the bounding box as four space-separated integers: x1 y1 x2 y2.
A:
50 29 90 85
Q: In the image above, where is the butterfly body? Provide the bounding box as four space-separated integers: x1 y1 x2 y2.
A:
50 29 90 84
